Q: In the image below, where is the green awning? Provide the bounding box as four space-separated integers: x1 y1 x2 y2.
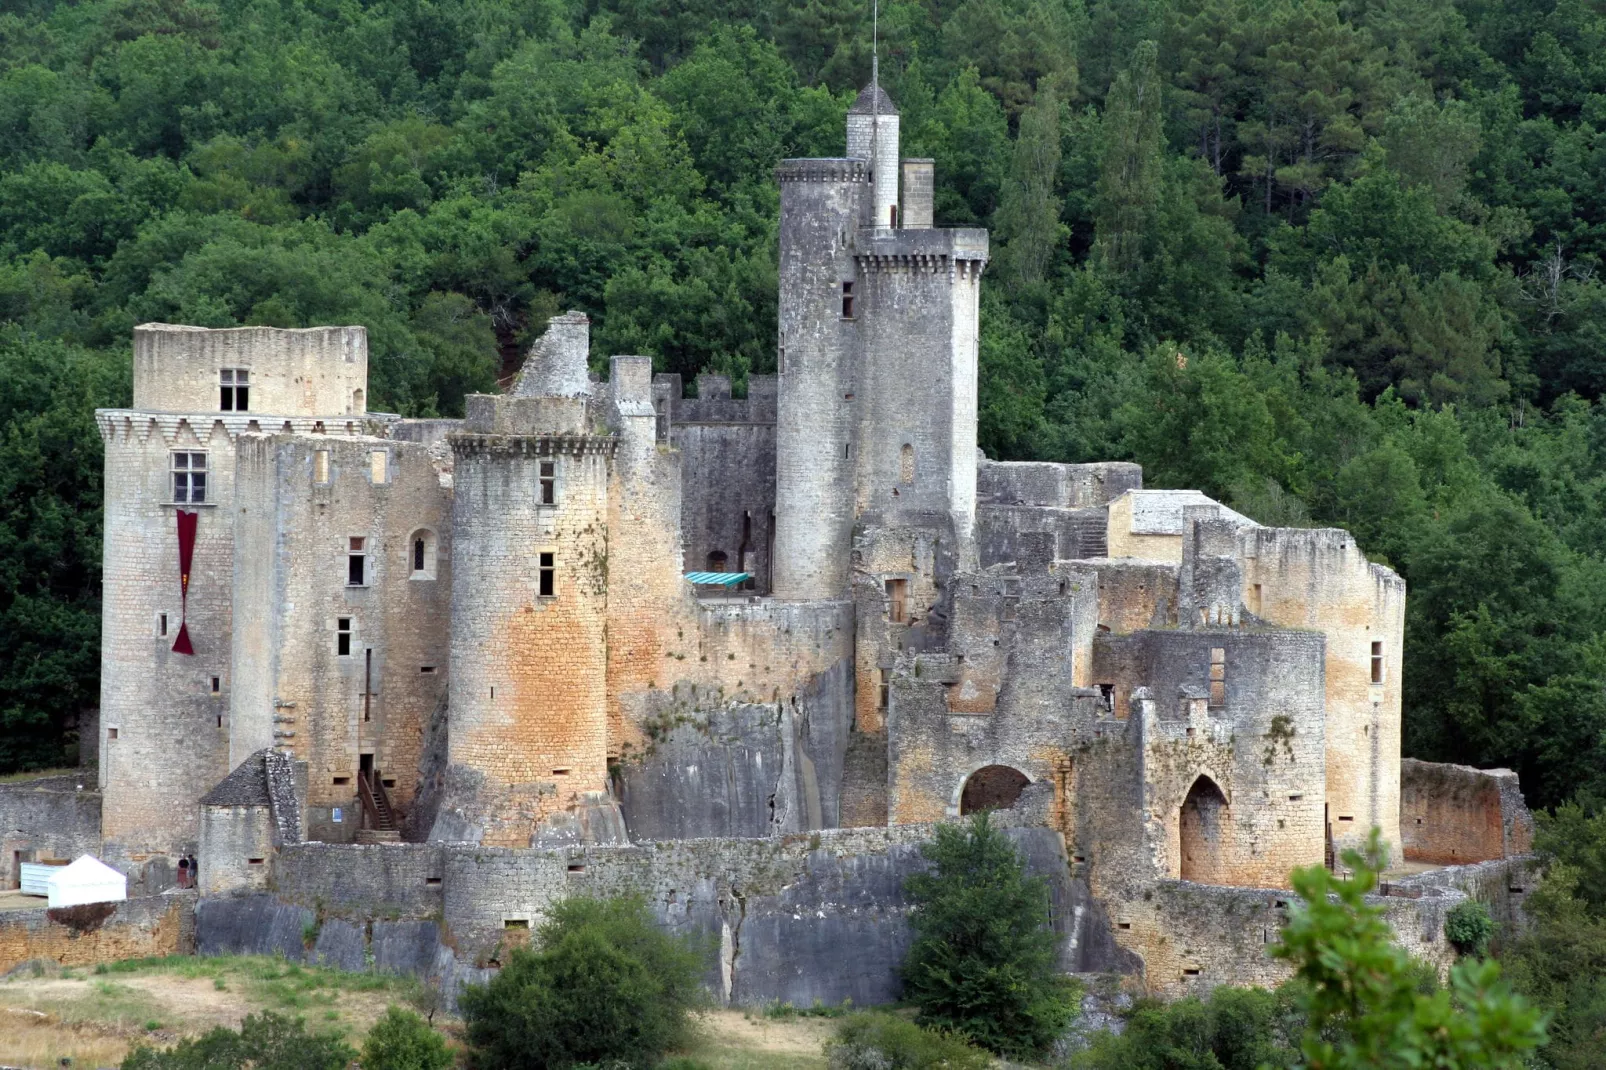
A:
685 571 752 586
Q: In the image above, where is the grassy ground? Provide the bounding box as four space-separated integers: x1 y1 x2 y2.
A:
0 955 834 1070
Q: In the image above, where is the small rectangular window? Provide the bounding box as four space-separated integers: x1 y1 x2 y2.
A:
247 857 265 865
413 538 426 572
172 451 208 503
370 451 389 484
348 537 367 586
220 368 249 412
1209 648 1226 708
314 450 330 484
841 280 855 318
539 460 556 505
337 617 352 657
210 676 220 694
538 551 555 597
333 776 350 785
1370 641 1384 684
504 919 529 929
157 613 168 637
878 669 890 711
420 665 436 674
885 578 909 624
107 727 118 741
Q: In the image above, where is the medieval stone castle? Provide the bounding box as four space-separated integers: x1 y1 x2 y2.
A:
1 86 1535 997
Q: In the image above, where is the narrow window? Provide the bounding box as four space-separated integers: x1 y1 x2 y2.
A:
538 552 555 597
420 666 436 674
1209 647 1226 708
220 369 249 412
413 538 425 572
171 451 208 503
539 460 556 505
878 669 889 711
886 578 909 624
247 857 265 865
899 443 915 485
841 281 854 318
369 451 389 484
157 613 168 638
1370 641 1384 684
1250 583 1263 614
1098 683 1115 713
348 537 367 586
210 676 220 694
889 205 898 227
314 450 330 484
337 617 352 657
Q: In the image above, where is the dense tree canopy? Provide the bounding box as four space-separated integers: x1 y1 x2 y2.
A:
2 0 1606 823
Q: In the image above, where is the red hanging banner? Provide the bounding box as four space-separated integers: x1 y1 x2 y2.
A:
173 509 198 655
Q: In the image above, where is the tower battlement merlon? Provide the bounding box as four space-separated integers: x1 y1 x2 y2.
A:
133 323 370 417
447 433 620 460
776 159 873 184
854 226 990 276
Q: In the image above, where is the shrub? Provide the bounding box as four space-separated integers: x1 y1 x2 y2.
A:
121 1011 355 1070
824 1012 991 1070
459 896 705 1070
362 1005 454 1070
1069 986 1301 1070
1445 900 1495 958
901 812 1077 1056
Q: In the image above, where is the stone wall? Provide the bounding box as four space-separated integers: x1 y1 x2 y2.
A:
0 775 101 889
0 893 195 974
672 421 776 591
133 324 368 416
1401 760 1534 865
198 805 273 895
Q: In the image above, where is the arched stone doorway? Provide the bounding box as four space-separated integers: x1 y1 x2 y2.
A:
960 765 1031 815
1180 775 1229 883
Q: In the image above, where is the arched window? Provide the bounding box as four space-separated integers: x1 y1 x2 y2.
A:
900 443 915 485
351 388 365 414
960 765 1030 815
1179 775 1229 883
409 529 437 580
706 550 729 573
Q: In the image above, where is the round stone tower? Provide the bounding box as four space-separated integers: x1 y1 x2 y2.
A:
846 83 900 228
771 157 870 601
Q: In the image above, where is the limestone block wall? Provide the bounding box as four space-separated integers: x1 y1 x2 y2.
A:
439 433 615 845
885 565 1100 825
0 775 102 888
274 842 445 916
1082 560 1179 646
851 525 951 736
231 434 451 839
851 227 986 553
97 413 240 863
673 422 776 589
1400 759 1534 865
0 893 195 974
977 460 1142 509
977 505 1111 567
197 806 273 894
1106 490 1254 562
133 324 367 416
1239 527 1406 861
1093 629 1328 889
773 159 868 600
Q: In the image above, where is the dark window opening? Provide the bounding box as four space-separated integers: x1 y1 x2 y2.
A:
504 919 529 929
107 728 118 740
337 617 352 657
210 676 220 694
890 205 898 227
172 451 207 503
706 550 728 573
247 857 264 865
414 538 426 572
425 877 442 885
539 460 556 505
841 281 854 318
333 776 350 785
878 670 890 711
158 613 168 637
420 666 436 674
552 768 570 776
348 537 367 586
220 368 249 412
567 864 585 875
1098 684 1115 713
1370 641 1384 683
538 552 555 597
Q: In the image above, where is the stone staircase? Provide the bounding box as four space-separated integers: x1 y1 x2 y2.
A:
357 769 400 843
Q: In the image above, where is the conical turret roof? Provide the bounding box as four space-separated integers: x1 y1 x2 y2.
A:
849 83 898 115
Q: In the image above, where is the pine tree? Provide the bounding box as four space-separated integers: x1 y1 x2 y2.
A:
1094 41 1165 274
994 75 1066 287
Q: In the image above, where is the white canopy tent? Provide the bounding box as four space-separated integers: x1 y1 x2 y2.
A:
44 855 127 909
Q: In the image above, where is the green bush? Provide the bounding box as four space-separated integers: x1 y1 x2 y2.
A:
1070 987 1301 1070
121 1011 354 1070
901 813 1077 1056
459 896 705 1070
1445 900 1495 958
362 1005 454 1070
824 1012 991 1070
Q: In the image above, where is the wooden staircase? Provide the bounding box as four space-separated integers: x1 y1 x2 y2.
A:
357 769 401 843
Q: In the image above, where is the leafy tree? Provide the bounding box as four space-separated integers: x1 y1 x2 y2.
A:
1070 985 1302 1070
362 1005 454 1070
459 895 706 1070
901 813 1077 1057
1446 900 1495 957
121 1011 355 1070
1272 829 1546 1069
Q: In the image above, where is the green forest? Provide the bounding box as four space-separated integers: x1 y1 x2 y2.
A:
2 0 1606 1055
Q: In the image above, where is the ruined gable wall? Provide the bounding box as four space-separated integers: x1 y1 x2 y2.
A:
1401 759 1534 865
1239 528 1405 862
232 435 451 841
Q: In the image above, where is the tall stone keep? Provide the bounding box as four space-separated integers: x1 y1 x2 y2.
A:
434 321 618 846
771 156 870 600
96 324 368 866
